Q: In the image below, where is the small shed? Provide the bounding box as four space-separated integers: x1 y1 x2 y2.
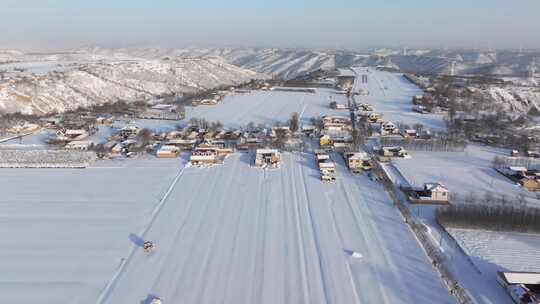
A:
157 145 180 158
255 149 281 169
423 183 450 202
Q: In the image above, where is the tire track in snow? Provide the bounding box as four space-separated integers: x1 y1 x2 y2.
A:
170 159 240 302
285 154 312 303
325 189 362 304
295 153 332 304
341 167 414 304
155 166 221 299
219 169 262 304
96 159 188 304
335 168 389 304
199 158 250 304
148 167 214 295
250 163 270 304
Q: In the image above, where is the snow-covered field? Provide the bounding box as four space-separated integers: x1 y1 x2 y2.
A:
99 153 452 304
186 89 348 128
0 61 78 76
393 144 540 205
0 152 453 304
447 228 540 303
351 68 447 131
449 228 540 276
185 69 446 130
0 158 181 304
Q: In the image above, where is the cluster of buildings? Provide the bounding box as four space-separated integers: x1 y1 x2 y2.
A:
376 146 411 161
319 115 353 151
189 145 233 167
329 99 349 110
5 122 41 135
254 149 281 169
405 182 450 204
497 166 540 192
191 91 228 106
105 125 142 157
137 103 184 121
343 151 371 174
315 150 336 182
356 102 432 140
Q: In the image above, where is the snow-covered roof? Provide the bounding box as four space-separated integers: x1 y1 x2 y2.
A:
319 162 336 169
256 149 279 154
424 183 449 193
158 145 179 152
499 272 540 285
347 152 369 160
65 129 87 135
509 166 528 172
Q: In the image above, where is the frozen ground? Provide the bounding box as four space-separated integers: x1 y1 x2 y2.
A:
403 204 515 304
0 129 53 147
351 67 446 131
115 118 181 133
449 228 540 276
393 144 540 206
185 89 349 128
0 61 78 76
446 228 540 304
0 158 181 304
99 153 452 304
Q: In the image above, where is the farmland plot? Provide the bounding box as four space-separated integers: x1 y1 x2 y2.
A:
185 89 349 128
100 153 453 304
0 158 181 304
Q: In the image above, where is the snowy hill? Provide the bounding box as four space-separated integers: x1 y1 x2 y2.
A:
178 47 540 79
0 52 262 115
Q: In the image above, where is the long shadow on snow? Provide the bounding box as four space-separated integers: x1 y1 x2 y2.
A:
129 233 145 248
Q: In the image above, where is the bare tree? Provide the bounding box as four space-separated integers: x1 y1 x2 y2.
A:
517 193 527 206
137 128 152 146
273 128 288 149
311 117 324 132
246 121 255 132
351 128 363 151
289 112 300 134
483 191 495 204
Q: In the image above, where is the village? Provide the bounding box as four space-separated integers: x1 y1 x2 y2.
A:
1 67 539 304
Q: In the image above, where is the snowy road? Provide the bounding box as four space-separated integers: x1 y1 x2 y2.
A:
100 153 453 304
351 68 446 131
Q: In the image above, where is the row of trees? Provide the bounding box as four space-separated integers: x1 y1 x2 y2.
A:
379 137 466 152
188 118 224 132
436 203 540 233
492 155 540 169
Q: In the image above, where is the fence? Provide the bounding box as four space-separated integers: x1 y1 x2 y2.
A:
372 161 475 304
0 148 95 168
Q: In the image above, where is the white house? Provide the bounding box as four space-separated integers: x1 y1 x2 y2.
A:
423 183 449 202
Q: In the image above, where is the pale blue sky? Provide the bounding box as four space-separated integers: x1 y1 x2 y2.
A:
1 0 539 50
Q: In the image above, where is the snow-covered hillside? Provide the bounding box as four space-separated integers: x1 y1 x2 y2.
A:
181 47 540 79
0 52 262 116
487 86 540 113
